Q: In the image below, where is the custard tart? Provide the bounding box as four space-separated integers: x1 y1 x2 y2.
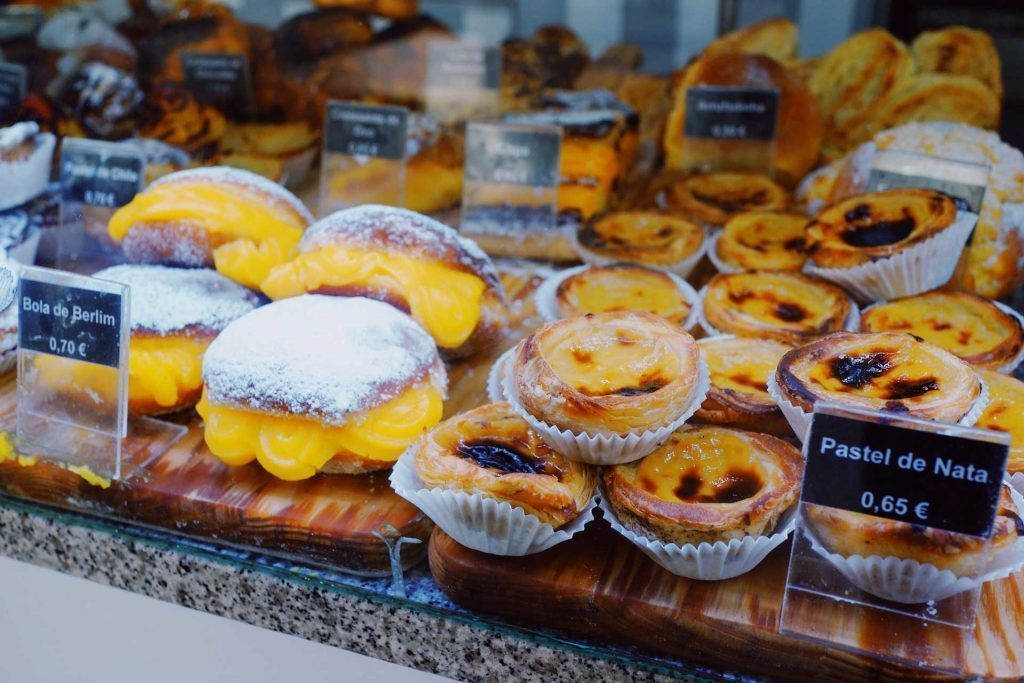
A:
701 271 853 344
774 331 982 423
575 210 705 274
550 264 696 328
603 425 802 545
714 212 808 272
414 402 598 527
860 291 1024 372
513 311 703 435
695 336 792 436
974 370 1024 475
662 172 789 228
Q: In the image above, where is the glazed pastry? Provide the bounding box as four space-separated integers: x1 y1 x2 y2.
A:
414 402 597 527
701 17 798 63
715 212 808 272
0 122 56 211
603 425 802 545
806 484 1021 575
661 172 789 228
860 291 1024 371
553 264 693 327
196 296 447 479
805 189 958 269
912 27 1003 104
701 271 852 344
575 211 704 272
695 336 792 436
261 205 507 360
514 311 702 435
974 370 1024 474
107 167 313 289
774 331 982 423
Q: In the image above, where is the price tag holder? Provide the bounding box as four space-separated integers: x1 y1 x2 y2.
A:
57 138 145 273
319 100 408 216
0 6 43 41
680 86 778 176
0 62 27 122
426 41 501 125
781 402 1010 674
180 51 254 120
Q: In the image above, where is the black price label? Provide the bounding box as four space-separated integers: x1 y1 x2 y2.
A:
324 102 408 159
60 140 144 208
180 51 253 119
18 278 123 367
464 123 561 187
0 6 43 41
868 169 987 214
803 412 1008 539
426 42 501 91
0 62 26 121
684 87 779 141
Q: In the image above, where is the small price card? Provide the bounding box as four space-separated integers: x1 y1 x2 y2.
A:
180 51 254 120
425 41 501 124
680 86 778 176
867 148 990 219
0 6 43 41
0 62 27 122
57 138 145 273
319 101 409 215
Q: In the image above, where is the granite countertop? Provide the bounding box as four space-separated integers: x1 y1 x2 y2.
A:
0 495 739 683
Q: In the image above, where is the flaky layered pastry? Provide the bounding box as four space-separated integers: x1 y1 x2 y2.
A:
555 264 693 326
575 211 705 268
775 331 981 421
716 212 809 272
514 311 701 435
975 370 1024 475
603 425 802 545
860 291 1024 371
196 296 447 480
805 189 957 269
261 205 507 360
702 271 852 344
415 402 598 527
662 172 789 228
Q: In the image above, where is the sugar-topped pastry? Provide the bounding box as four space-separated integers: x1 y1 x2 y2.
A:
0 122 56 212
196 296 447 480
260 205 508 360
107 167 314 289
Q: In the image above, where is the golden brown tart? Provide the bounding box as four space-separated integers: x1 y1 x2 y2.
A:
695 336 792 436
715 212 808 272
662 172 789 228
860 291 1024 371
603 425 802 545
514 311 702 435
576 210 705 270
554 264 694 327
701 271 852 344
974 370 1024 475
414 402 598 527
805 189 957 269
775 331 982 422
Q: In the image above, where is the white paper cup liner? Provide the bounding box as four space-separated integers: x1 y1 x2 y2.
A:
1009 472 1024 497
705 230 742 275
486 347 515 404
769 373 990 444
599 493 797 580
804 487 1024 603
534 264 701 332
697 285 860 339
804 210 978 303
503 346 711 465
389 445 596 556
574 227 708 281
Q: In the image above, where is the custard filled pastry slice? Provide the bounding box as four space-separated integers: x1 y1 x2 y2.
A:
713 211 808 272
661 172 789 228
975 371 1024 475
575 210 705 276
108 167 314 289
261 205 507 360
549 263 696 328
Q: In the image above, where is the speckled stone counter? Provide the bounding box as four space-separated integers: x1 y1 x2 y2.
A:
0 496 736 683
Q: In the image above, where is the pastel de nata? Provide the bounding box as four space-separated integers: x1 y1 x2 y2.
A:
818 437 990 484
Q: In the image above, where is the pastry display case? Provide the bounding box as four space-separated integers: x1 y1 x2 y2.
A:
1 1 1024 681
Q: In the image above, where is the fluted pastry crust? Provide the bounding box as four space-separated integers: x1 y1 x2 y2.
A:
514 311 701 434
975 370 1024 475
415 402 598 527
554 264 693 326
716 211 808 271
576 211 704 267
702 271 852 344
603 425 802 545
663 172 789 227
775 331 981 421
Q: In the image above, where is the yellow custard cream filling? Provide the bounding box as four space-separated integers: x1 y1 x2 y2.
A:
262 246 486 349
636 430 764 504
561 272 689 324
196 384 444 480
864 298 1009 356
546 332 682 397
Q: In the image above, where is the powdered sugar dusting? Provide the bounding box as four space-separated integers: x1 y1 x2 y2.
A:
150 167 314 223
202 295 446 425
0 122 39 150
94 265 259 335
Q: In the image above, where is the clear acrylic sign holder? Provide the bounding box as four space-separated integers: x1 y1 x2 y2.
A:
781 403 1011 675
680 86 778 177
867 148 991 213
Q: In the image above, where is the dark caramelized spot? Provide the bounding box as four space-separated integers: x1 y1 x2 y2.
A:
832 352 895 388
692 189 768 214
957 330 973 346
841 207 916 247
571 347 593 364
783 237 806 252
729 373 768 392
885 401 911 413
774 302 807 322
673 471 702 500
844 203 872 222
656 226 674 238
674 469 763 503
885 377 939 400
728 289 754 304
932 321 952 331
614 383 665 396
456 440 550 476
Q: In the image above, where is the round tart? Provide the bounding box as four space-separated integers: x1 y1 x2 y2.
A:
414 402 598 527
196 296 447 480
860 291 1024 371
261 205 507 360
603 425 802 545
662 172 789 228
514 311 702 435
806 189 957 269
575 210 705 271
108 167 314 289
695 336 792 436
806 484 1022 575
974 370 1024 475
774 331 982 422
701 271 853 344
553 264 694 327
715 212 809 272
